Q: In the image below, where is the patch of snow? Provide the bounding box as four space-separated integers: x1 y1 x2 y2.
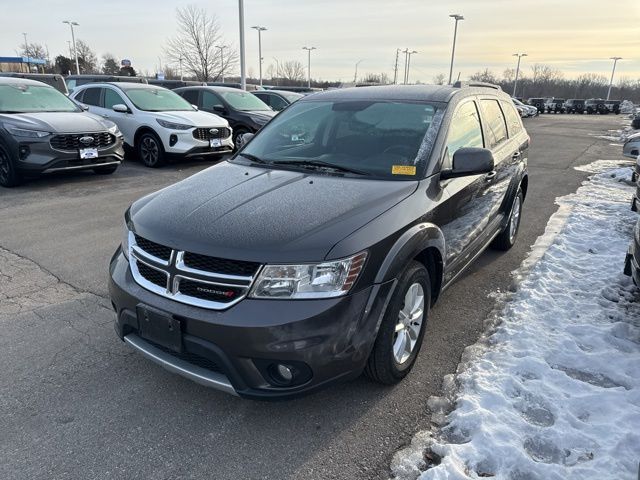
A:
391 161 640 480
620 100 635 115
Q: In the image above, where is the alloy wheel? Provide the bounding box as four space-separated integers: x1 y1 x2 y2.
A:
141 136 159 166
393 282 425 364
509 195 522 243
0 146 10 185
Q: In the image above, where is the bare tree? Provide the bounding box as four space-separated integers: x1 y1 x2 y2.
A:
19 42 47 60
164 4 237 81
75 40 98 73
432 73 446 85
469 68 499 84
280 60 305 83
530 64 563 84
360 72 390 84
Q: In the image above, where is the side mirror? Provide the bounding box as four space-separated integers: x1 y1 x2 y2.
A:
112 104 129 113
440 147 494 180
191 104 199 111
237 133 254 148
213 105 227 114
80 103 89 111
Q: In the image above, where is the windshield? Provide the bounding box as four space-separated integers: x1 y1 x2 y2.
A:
125 87 193 112
0 84 79 113
236 100 440 179
219 90 272 111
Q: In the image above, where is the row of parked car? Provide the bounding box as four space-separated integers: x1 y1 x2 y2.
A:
0 73 309 186
525 97 621 115
621 107 640 284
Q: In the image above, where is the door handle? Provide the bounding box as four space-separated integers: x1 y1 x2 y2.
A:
512 151 521 159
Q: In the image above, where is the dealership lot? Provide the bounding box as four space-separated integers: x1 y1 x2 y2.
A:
0 115 625 479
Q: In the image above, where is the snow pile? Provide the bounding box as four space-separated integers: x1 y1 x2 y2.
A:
620 100 635 115
596 126 635 142
391 161 640 480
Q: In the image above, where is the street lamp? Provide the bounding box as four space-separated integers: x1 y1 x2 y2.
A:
448 14 464 84
216 45 227 82
238 0 246 90
302 46 317 88
62 20 80 75
607 57 622 101
251 26 267 86
406 50 418 84
354 59 364 83
22 32 29 73
273 57 280 82
512 53 527 97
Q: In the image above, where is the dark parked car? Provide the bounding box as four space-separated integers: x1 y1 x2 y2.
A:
633 113 640 130
563 99 585 114
527 98 546 113
109 83 530 399
0 77 124 187
604 100 621 114
585 98 607 114
174 85 276 148
545 98 565 113
0 73 68 94
253 89 303 111
66 75 147 93
624 218 640 285
148 79 206 90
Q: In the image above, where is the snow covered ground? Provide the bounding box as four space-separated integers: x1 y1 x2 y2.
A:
391 161 640 480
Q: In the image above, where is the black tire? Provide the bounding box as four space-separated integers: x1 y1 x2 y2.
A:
0 142 22 188
93 164 119 175
492 189 523 251
137 131 165 168
364 261 431 385
233 127 250 151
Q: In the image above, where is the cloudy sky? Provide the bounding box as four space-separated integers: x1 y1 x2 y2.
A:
3 0 639 83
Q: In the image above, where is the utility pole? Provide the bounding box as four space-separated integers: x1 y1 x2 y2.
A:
354 59 363 83
251 26 267 86
448 14 464 84
302 46 316 88
179 56 183 81
406 50 417 84
238 0 246 90
607 57 622 101
63 20 80 75
22 33 29 72
512 53 527 97
273 57 280 84
402 48 409 84
216 45 227 82
393 48 400 84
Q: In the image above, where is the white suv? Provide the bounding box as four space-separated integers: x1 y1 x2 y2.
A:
70 82 233 167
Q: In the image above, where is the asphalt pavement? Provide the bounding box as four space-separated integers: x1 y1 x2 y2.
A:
0 114 627 480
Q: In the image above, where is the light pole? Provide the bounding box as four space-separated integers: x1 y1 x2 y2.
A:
238 0 246 90
63 20 80 75
606 56 622 101
354 59 363 83
179 56 183 81
22 33 29 72
406 50 417 84
302 46 316 88
402 48 409 84
448 14 464 84
393 48 400 84
216 45 227 82
273 57 280 83
512 53 527 97
251 26 267 86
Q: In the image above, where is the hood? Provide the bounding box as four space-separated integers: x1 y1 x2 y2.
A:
0 111 111 133
130 162 418 263
154 110 228 128
243 110 277 124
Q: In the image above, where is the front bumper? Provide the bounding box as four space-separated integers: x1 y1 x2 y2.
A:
624 142 640 161
109 249 395 400
159 128 234 157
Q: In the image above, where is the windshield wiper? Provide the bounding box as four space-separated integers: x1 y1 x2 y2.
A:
271 159 370 176
237 152 270 165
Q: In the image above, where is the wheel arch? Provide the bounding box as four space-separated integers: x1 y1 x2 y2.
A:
134 126 162 148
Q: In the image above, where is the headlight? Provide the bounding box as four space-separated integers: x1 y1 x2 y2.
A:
4 124 50 138
107 122 121 135
121 220 131 260
250 252 367 299
156 119 193 130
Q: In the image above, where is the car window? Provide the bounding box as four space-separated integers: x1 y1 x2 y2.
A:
81 87 102 107
480 99 508 148
104 88 126 109
445 101 484 160
254 93 271 106
124 87 192 111
66 79 76 90
269 95 288 111
218 90 271 111
500 101 523 137
180 89 199 106
202 91 224 111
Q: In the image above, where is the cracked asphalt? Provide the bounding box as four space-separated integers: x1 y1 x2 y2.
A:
0 115 627 480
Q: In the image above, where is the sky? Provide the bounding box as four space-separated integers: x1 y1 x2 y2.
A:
2 0 639 83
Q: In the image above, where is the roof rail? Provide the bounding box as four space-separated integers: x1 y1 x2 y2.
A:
452 81 501 90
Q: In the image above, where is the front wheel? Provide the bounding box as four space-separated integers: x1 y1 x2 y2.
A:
0 143 22 188
233 127 250 151
365 261 431 385
492 189 523 251
137 132 165 168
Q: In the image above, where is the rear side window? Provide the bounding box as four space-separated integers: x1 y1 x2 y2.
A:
446 100 484 159
269 95 288 111
255 93 271 106
180 89 199 105
500 100 523 137
480 99 508 148
82 87 101 107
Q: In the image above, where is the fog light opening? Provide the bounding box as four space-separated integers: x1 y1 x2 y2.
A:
18 145 30 160
169 134 178 147
277 364 293 383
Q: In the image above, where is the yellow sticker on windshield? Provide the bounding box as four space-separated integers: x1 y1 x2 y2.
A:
392 165 417 175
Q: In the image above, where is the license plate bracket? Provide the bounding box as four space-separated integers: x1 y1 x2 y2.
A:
79 147 98 160
136 305 182 352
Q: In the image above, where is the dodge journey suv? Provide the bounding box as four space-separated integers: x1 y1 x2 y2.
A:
109 82 530 399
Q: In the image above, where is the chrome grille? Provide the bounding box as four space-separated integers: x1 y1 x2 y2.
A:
128 232 260 310
193 127 231 141
50 132 115 151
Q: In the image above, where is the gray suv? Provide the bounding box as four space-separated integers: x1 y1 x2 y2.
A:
0 77 124 187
